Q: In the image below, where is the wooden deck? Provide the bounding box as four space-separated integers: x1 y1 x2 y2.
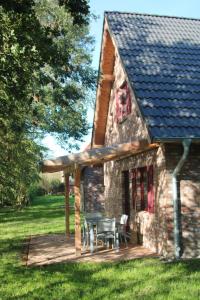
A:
26 234 157 266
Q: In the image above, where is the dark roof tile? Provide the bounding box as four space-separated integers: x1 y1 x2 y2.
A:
106 12 200 140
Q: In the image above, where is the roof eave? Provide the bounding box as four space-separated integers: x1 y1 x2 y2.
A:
153 137 200 143
91 16 107 148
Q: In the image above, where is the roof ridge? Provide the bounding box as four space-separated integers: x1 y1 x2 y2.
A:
104 11 200 22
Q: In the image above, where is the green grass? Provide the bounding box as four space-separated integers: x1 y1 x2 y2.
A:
0 195 200 300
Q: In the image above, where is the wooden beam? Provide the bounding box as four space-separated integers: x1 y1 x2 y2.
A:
93 26 115 146
64 173 70 239
42 141 159 173
74 168 81 256
101 74 115 82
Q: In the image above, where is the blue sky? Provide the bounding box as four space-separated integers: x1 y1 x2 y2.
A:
43 0 200 157
90 0 200 68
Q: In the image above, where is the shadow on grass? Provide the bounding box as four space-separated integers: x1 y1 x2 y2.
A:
2 257 200 300
0 210 66 223
1 195 200 300
0 195 74 224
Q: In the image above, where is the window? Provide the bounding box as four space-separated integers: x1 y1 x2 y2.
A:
132 165 154 213
122 171 131 231
122 171 130 217
115 81 131 123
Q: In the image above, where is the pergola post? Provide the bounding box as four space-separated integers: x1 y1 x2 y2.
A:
64 173 70 239
74 167 81 256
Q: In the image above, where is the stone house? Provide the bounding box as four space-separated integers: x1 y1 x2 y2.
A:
42 12 200 259
85 12 200 259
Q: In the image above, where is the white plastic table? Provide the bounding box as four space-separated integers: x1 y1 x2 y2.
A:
84 217 119 253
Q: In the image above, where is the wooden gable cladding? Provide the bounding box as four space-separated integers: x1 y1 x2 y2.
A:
95 81 113 145
101 30 115 74
93 24 115 146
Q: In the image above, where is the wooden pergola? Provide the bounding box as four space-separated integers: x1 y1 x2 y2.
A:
41 140 158 256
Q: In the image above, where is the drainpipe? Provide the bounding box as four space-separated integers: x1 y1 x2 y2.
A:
172 139 191 259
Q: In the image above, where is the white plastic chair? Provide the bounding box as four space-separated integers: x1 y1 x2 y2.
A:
96 218 116 249
82 219 89 250
84 212 103 220
120 214 128 225
118 214 129 247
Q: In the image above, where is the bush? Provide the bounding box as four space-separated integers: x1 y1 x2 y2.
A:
51 179 61 194
58 182 65 193
28 184 46 201
51 180 65 195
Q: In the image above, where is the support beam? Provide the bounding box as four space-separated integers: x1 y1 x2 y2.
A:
42 140 159 173
101 74 115 82
74 168 81 256
64 173 70 239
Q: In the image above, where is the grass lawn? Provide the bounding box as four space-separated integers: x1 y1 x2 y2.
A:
0 195 200 300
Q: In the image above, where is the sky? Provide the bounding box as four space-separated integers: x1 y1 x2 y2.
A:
43 0 200 158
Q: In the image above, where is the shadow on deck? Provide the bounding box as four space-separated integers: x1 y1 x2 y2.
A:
26 233 157 266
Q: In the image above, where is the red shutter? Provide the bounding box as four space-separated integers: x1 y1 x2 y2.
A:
140 168 145 210
132 169 137 209
115 82 132 123
147 165 154 213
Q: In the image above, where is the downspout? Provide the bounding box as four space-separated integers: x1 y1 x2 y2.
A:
172 139 191 259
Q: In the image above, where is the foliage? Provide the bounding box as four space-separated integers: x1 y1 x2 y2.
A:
28 184 46 201
39 175 52 195
0 0 95 206
51 179 65 194
29 174 65 200
58 0 90 26
33 0 96 144
0 195 200 300
0 138 42 207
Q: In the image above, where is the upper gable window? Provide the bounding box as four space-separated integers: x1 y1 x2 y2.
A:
115 81 132 123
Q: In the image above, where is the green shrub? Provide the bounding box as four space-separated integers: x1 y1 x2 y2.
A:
28 184 46 201
51 180 65 195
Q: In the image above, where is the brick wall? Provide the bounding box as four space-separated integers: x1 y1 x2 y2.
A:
103 52 172 256
104 138 200 258
103 145 173 256
165 143 200 258
104 142 200 258
81 166 105 213
105 52 149 145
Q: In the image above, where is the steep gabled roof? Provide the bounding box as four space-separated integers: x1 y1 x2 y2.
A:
105 12 200 140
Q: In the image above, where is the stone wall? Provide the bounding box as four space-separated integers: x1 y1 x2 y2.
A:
105 52 149 146
103 51 172 256
81 166 105 213
103 142 200 258
165 143 200 258
104 145 174 256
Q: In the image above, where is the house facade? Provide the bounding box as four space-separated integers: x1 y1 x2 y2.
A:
88 12 200 258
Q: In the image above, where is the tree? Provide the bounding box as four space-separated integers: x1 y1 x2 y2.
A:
0 0 95 206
